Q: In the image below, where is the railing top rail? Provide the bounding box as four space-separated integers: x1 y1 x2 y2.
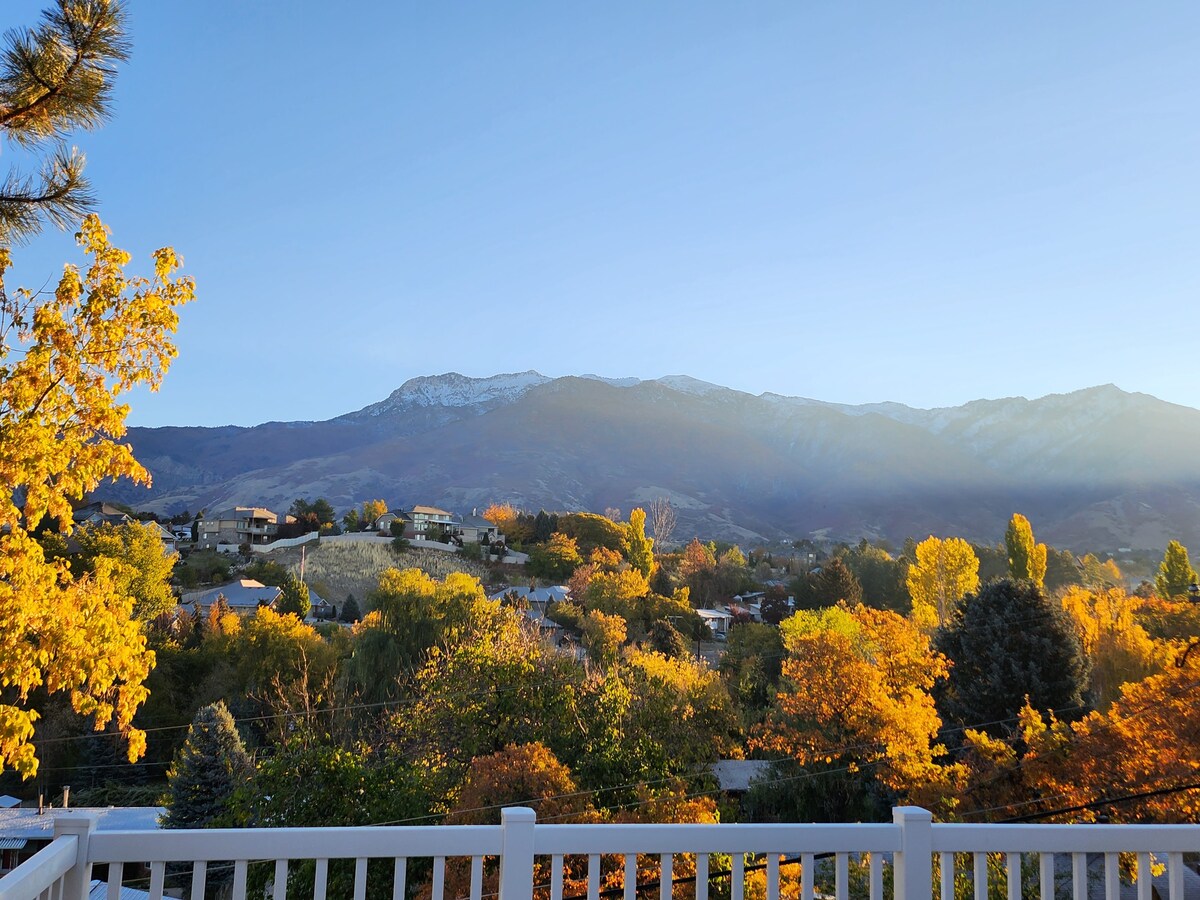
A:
0 835 76 900
534 822 902 855
932 822 1200 854
88 825 503 863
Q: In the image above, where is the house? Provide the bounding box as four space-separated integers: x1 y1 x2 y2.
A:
373 510 410 534
404 505 457 541
180 579 282 614
458 513 503 545
70 504 178 552
195 507 283 550
71 502 133 528
696 608 734 640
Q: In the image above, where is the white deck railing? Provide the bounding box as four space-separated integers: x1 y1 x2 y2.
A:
1 806 1198 900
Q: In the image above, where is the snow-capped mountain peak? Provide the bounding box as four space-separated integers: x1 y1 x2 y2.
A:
352 371 552 417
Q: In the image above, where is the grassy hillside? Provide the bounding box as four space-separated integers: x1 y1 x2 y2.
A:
267 541 498 606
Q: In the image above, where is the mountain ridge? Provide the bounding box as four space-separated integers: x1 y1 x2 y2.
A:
112 373 1200 552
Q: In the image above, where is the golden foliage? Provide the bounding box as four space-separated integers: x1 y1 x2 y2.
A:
0 216 193 776
905 535 979 629
1060 587 1169 708
755 604 952 797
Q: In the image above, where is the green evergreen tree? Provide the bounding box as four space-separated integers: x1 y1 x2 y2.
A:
625 507 655 578
1005 513 1047 587
1155 540 1198 600
277 575 311 619
934 578 1090 736
162 701 252 829
647 619 687 658
803 557 862 608
340 593 361 623
0 0 130 244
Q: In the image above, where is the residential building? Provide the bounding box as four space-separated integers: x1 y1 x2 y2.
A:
195 507 283 550
180 579 282 614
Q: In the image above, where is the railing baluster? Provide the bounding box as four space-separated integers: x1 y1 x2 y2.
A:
588 853 600 900
1072 853 1086 900
471 855 484 900
835 852 848 900
355 857 369 900
1136 853 1152 900
314 858 329 900
191 861 207 900
107 861 124 900
766 853 779 900
1168 852 1184 900
148 860 166 900
1006 852 1020 900
801 852 814 900
431 857 445 900
623 854 636 900
940 852 954 900
731 854 744 900
696 853 709 900
869 851 882 900
551 854 565 900
1104 852 1119 900
660 853 672 900
1039 853 1054 900
233 859 249 900
973 852 986 900
393 856 407 900
274 858 289 900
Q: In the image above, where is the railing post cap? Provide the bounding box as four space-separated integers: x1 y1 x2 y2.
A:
892 806 933 823
501 807 537 824
53 812 98 837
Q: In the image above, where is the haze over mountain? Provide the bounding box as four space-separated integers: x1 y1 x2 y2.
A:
114 373 1200 552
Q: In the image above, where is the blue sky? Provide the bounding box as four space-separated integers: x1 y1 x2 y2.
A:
7 1 1200 426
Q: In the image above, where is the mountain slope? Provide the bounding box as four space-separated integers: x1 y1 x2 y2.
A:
113 374 1200 551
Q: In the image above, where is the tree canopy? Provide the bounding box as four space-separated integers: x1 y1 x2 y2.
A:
0 218 192 776
1004 513 1047 587
935 578 1090 735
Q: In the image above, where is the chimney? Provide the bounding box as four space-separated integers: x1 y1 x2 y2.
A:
37 794 43 815
61 786 69 809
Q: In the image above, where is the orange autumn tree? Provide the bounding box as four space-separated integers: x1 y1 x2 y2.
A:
753 604 954 805
1013 659 1200 823
0 216 193 776
438 743 597 900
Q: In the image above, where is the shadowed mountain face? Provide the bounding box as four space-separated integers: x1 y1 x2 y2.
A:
112 374 1200 551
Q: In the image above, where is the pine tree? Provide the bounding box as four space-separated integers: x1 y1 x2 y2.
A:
162 702 252 829
0 1 130 244
934 578 1090 736
1004 513 1047 587
340 594 361 623
1155 540 1197 600
277 575 311 619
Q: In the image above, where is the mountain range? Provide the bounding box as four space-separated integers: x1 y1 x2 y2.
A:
112 373 1200 552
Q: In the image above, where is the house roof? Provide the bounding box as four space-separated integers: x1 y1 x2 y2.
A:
460 514 497 529
205 507 279 523
182 579 283 610
488 586 571 605
409 505 454 517
90 882 152 900
696 608 734 622
710 760 774 792
0 807 165 841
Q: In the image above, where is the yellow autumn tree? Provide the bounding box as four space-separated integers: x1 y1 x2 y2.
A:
1059 586 1169 708
754 604 952 798
905 535 980 629
0 215 194 776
